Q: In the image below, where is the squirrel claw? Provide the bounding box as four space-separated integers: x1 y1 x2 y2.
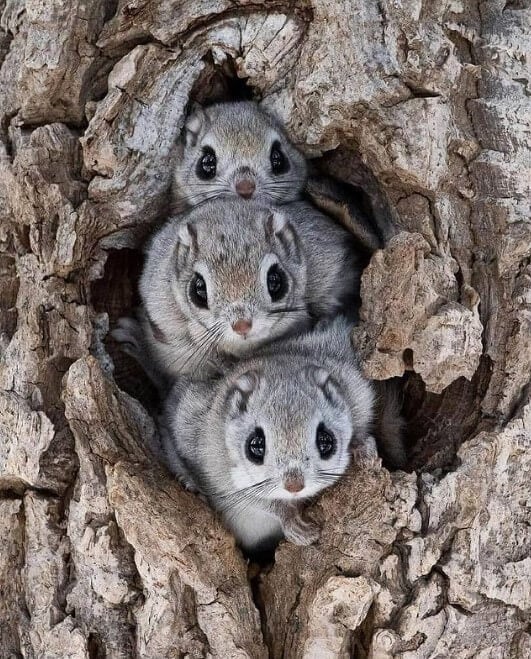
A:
178 474 199 492
112 316 145 360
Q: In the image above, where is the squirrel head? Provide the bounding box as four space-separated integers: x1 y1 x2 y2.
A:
172 101 307 210
166 199 311 360
219 355 373 501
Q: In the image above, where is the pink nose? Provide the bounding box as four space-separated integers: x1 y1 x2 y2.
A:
235 179 256 199
232 319 252 336
283 475 304 493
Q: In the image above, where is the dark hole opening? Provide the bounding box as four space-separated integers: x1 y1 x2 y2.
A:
0 254 19 342
188 52 256 106
87 633 106 659
403 356 494 471
91 249 160 413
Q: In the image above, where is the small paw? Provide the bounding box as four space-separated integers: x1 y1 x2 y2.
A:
178 474 199 493
283 516 320 546
177 476 209 503
111 316 143 356
351 434 380 467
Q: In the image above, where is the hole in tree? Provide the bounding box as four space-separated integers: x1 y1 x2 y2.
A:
0 254 18 342
89 53 493 526
188 52 256 105
403 348 414 370
313 146 397 240
87 633 106 659
103 0 119 22
403 356 494 471
91 249 160 413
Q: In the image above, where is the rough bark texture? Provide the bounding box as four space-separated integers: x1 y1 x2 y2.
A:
0 1 530 657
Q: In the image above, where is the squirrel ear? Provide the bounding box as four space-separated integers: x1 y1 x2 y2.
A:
307 366 342 405
175 223 198 270
183 103 207 147
265 211 302 264
226 371 259 418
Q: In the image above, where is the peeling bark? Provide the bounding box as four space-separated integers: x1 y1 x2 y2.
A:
0 1 529 657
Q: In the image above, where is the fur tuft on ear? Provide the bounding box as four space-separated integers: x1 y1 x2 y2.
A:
175 223 198 270
265 211 301 263
307 365 342 405
226 371 259 418
183 103 208 147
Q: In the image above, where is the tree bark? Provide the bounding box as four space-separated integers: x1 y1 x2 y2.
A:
0 1 530 657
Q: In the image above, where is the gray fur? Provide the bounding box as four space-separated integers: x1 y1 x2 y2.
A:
161 317 378 552
172 101 307 210
114 198 363 383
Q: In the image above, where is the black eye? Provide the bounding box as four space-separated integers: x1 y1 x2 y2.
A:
267 264 288 302
196 147 217 180
189 273 208 308
270 140 290 175
246 427 266 464
316 423 336 460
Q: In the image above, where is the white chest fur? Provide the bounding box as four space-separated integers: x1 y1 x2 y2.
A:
223 502 283 551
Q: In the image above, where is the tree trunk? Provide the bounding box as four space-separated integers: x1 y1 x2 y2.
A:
1 1 530 657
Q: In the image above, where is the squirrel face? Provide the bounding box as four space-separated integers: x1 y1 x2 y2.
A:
170 200 310 358
220 361 363 502
172 102 307 210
